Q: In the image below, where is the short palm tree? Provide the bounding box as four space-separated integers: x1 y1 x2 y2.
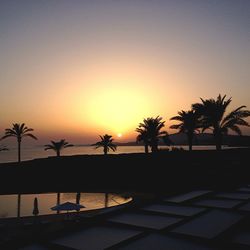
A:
136 128 150 154
1 123 37 162
44 139 74 157
136 116 167 153
170 110 200 151
192 94 250 150
92 134 117 155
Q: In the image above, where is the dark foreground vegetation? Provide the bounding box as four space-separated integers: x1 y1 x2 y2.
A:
0 148 250 195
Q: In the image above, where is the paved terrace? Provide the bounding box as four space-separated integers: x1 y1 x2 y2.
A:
4 185 250 249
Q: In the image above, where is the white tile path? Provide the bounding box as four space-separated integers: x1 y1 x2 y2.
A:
171 210 243 239
51 226 142 250
142 204 206 216
118 233 214 250
193 199 242 209
108 212 182 230
164 190 211 203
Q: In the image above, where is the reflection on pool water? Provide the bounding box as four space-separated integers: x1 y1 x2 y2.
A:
0 193 132 218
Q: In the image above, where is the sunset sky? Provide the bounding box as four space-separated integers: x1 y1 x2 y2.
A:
0 0 249 145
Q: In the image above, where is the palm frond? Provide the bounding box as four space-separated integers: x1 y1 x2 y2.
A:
170 116 183 121
169 124 182 129
1 134 15 139
44 145 55 151
23 133 38 140
229 125 242 135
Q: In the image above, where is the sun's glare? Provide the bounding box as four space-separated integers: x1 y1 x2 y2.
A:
79 82 157 137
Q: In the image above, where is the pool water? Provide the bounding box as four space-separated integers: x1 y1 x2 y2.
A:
0 192 132 218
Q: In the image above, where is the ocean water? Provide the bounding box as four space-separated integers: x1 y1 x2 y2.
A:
0 145 220 164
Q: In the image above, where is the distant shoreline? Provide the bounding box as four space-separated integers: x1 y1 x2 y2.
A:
0 144 248 164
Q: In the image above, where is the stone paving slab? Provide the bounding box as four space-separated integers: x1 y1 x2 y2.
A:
142 204 206 216
19 245 49 250
215 192 250 200
108 212 182 229
232 231 250 247
118 233 214 250
171 210 243 239
237 187 250 192
238 202 250 212
51 226 142 250
193 199 242 209
164 190 211 203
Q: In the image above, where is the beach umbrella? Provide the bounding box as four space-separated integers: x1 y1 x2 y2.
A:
51 202 85 213
33 197 39 216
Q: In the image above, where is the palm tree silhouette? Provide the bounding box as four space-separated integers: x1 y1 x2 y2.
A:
44 139 74 157
136 129 150 154
170 110 200 151
92 134 117 155
192 94 250 150
136 116 167 153
1 123 37 162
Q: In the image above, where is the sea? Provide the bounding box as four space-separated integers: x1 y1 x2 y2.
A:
0 145 221 164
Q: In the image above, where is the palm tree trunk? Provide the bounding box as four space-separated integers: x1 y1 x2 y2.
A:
214 131 222 151
216 141 222 151
18 139 21 163
144 144 149 154
104 147 108 155
56 150 60 157
187 133 193 151
151 140 158 153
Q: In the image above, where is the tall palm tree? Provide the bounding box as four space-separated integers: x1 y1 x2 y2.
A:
44 139 74 157
192 94 250 150
1 123 37 162
136 116 167 153
136 128 150 154
170 110 200 151
92 134 117 155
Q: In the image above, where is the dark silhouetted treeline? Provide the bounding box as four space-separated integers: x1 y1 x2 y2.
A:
0 148 250 195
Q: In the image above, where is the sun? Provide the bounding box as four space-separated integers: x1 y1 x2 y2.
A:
82 84 153 135
117 133 122 138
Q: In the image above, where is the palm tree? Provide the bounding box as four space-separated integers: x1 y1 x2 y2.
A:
170 110 200 151
44 139 74 157
136 129 150 154
1 123 37 162
92 134 117 155
192 94 250 150
136 116 167 153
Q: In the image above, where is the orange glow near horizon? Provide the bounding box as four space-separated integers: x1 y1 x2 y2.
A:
82 85 153 135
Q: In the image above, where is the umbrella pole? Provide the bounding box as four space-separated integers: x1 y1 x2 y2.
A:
105 193 109 208
57 193 61 214
17 194 21 218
